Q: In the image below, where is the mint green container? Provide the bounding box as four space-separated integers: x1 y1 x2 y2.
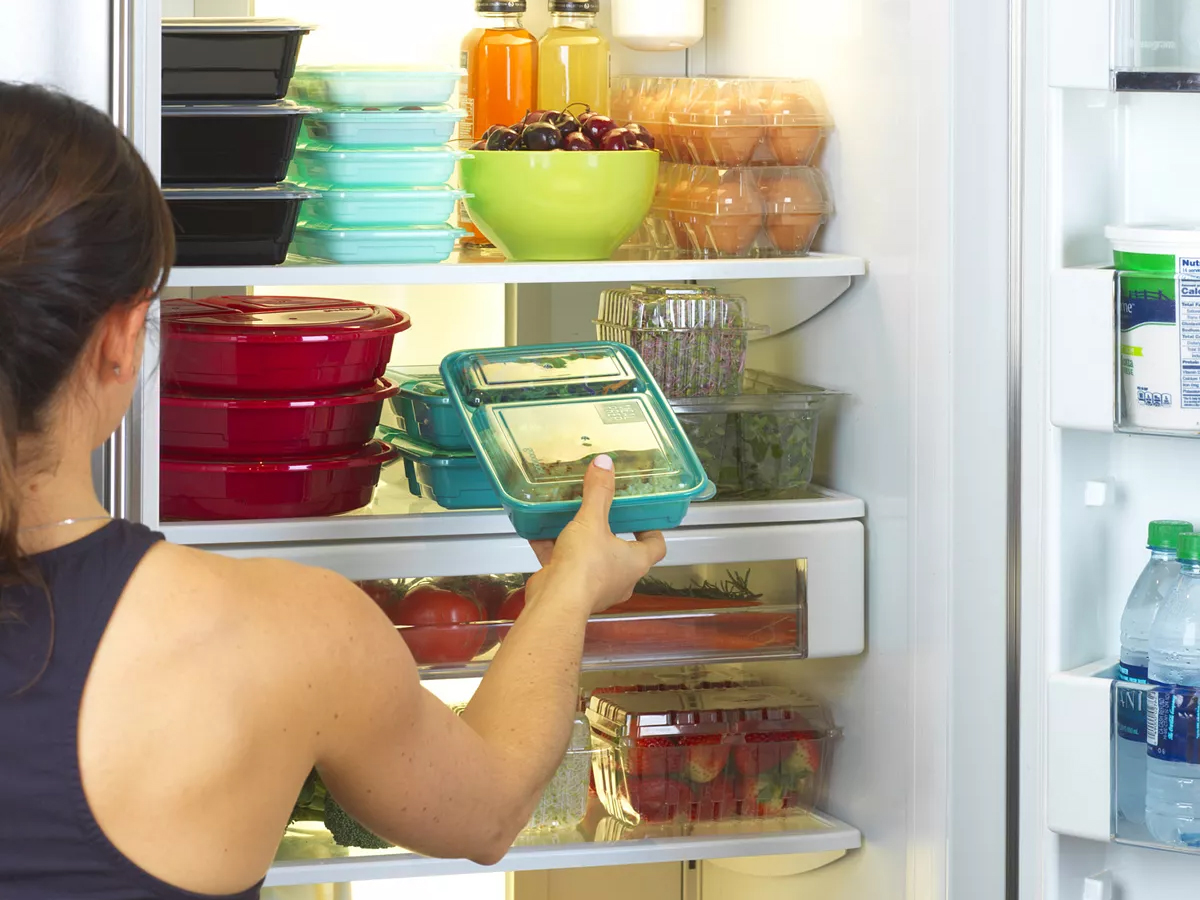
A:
291 143 465 187
303 185 467 227
302 106 466 148
440 342 714 541
290 66 465 108
378 427 500 510
292 223 466 264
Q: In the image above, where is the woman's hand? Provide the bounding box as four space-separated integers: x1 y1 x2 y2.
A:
526 454 667 615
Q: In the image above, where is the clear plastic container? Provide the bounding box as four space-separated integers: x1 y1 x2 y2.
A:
595 284 763 397
385 367 471 450
164 184 316 267
161 18 313 102
378 428 500 510
650 163 833 259
588 685 839 826
289 65 466 108
1114 0 1200 89
302 185 467 227
290 143 466 188
525 718 594 833
439 342 714 540
302 106 467 148
162 101 317 184
670 370 840 498
291 223 466 264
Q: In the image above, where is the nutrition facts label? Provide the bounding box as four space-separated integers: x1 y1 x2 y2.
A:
1180 258 1200 409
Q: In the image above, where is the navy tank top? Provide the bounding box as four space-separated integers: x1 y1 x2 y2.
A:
0 519 263 899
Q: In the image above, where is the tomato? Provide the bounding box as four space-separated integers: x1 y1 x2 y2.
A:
466 576 511 618
496 586 527 621
355 580 399 609
391 586 487 665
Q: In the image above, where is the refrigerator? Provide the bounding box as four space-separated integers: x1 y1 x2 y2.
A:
12 0 1197 898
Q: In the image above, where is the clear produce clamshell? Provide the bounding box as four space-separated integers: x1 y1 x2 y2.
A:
587 685 839 826
1113 0 1200 90
439 342 715 540
527 718 596 833
646 163 833 259
671 370 841 499
611 75 832 166
161 17 313 102
595 284 764 397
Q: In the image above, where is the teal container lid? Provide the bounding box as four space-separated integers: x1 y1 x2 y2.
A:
296 141 466 158
1149 520 1194 551
377 426 476 463
1178 532 1200 562
440 341 709 509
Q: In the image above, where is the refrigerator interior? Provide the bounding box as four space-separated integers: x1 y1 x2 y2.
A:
9 0 1010 899
1033 0 1200 897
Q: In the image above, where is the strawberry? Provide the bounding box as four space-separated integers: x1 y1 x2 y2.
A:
626 736 679 777
693 774 738 821
747 774 787 817
629 776 694 824
782 738 820 777
681 735 731 783
733 732 786 780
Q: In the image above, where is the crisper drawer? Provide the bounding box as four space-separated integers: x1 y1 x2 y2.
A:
211 521 864 672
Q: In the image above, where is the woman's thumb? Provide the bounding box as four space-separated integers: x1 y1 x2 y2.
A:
576 454 615 527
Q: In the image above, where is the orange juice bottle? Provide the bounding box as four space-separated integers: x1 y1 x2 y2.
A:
459 0 538 246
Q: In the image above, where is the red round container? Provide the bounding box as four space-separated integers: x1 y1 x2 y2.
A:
160 440 399 521
161 378 398 459
162 296 411 394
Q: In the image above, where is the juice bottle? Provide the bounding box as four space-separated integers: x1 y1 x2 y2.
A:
459 0 538 246
538 0 610 117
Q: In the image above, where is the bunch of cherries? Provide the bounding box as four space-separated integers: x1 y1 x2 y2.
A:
471 105 657 152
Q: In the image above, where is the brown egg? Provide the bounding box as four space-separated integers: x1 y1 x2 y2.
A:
764 213 823 255
693 178 764 257
681 96 766 166
761 174 825 254
760 174 824 210
765 95 824 165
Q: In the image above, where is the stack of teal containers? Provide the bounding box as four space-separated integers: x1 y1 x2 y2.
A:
378 367 501 509
286 66 470 264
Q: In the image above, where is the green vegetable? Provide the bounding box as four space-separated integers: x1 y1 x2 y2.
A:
289 769 327 824
527 749 591 831
324 795 393 850
636 568 761 601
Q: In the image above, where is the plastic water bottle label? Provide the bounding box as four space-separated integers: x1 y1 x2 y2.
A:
1119 662 1149 684
1148 685 1200 763
1116 678 1149 741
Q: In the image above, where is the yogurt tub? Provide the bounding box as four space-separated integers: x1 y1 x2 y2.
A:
1107 224 1200 433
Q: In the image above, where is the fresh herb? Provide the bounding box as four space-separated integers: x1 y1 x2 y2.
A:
636 569 761 601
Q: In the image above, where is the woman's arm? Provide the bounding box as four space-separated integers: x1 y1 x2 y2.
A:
302 458 665 863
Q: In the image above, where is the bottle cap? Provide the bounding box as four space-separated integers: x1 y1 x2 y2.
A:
1149 519 1194 551
551 0 600 13
478 0 527 12
1177 532 1200 562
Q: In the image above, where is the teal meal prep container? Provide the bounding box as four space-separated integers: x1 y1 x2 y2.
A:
291 143 466 188
439 341 715 541
385 367 471 450
291 223 465 264
378 427 500 510
302 106 466 148
290 65 465 108
303 185 467 227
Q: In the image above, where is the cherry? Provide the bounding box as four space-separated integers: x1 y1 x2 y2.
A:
626 123 657 150
600 127 637 151
552 112 583 139
481 124 504 140
563 132 594 151
520 122 563 151
630 140 650 150
470 139 488 150
486 126 522 151
521 110 556 126
582 115 617 146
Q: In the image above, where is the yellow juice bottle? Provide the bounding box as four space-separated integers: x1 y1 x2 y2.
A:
538 0 610 116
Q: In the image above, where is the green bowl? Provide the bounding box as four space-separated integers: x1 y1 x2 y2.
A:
460 150 659 261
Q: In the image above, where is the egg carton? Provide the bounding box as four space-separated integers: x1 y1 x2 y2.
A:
641 162 833 260
611 75 833 168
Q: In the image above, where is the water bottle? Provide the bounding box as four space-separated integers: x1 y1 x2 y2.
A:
1146 531 1200 846
1117 520 1192 824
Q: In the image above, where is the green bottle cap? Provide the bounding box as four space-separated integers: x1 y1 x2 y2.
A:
1178 533 1200 563
1149 520 1194 551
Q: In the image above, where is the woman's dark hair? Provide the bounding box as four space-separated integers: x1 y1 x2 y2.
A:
0 82 173 593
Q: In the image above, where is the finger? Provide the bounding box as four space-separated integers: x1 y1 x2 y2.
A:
575 455 615 528
633 530 667 566
529 539 555 568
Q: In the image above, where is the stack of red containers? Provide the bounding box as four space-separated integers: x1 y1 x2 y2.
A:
158 296 410 520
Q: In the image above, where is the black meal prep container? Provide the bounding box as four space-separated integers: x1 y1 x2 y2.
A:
165 185 316 267
161 101 316 185
162 18 313 102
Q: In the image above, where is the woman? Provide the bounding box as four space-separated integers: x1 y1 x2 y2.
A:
0 82 665 899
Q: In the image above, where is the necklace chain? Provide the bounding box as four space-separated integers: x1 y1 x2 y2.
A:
18 515 113 533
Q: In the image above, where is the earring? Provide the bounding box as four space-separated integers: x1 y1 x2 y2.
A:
112 364 120 376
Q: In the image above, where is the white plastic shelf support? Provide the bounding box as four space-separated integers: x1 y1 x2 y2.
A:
1048 0 1111 89
1050 266 1115 432
1046 659 1116 842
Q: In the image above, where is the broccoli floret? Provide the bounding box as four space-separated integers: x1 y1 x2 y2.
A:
290 769 327 824
323 795 393 850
